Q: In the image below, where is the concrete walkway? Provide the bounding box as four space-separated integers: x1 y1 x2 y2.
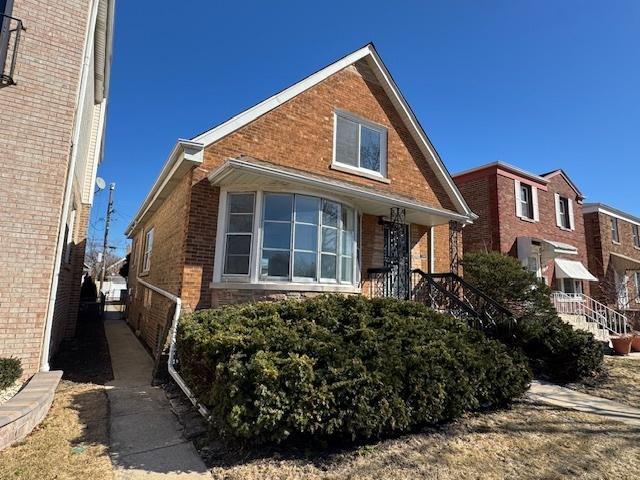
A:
104 319 210 479
528 380 640 426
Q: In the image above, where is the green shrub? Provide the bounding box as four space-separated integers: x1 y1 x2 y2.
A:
177 295 530 445
0 357 22 390
462 251 603 383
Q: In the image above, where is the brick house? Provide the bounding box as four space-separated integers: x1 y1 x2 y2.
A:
0 0 114 375
125 44 476 354
453 161 597 294
583 203 640 322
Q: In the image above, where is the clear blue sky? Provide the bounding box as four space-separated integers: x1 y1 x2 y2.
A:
91 0 640 257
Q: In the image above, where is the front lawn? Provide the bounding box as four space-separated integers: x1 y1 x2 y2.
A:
567 356 640 409
204 399 640 480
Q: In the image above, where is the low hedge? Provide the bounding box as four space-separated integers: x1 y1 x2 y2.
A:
0 357 22 390
177 295 531 445
462 252 604 383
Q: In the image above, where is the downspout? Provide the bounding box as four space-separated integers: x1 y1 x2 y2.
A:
136 277 209 417
40 0 101 371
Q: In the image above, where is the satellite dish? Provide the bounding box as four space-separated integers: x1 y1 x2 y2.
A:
96 177 106 190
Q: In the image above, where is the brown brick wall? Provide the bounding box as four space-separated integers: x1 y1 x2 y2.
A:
584 210 640 310
127 58 459 355
455 167 590 292
0 0 92 375
454 171 499 253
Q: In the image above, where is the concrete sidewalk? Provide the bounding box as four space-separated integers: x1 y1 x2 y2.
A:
528 380 640 426
104 319 210 479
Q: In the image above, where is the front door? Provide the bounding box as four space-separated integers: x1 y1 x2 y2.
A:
383 216 410 300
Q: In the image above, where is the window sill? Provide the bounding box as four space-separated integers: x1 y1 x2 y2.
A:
139 271 150 277
612 241 621 246
557 226 573 232
330 163 390 184
210 281 361 294
518 216 536 223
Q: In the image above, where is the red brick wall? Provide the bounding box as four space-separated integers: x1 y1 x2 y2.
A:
455 167 590 292
584 210 640 310
0 0 92 375
454 171 499 253
127 59 459 354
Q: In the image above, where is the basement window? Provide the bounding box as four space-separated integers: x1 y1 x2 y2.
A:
333 110 387 179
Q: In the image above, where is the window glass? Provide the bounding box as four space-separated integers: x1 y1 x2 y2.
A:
143 228 154 272
520 184 533 219
360 127 381 172
223 193 254 275
334 112 385 174
559 197 571 228
258 193 357 284
335 116 358 167
633 225 640 248
611 217 620 243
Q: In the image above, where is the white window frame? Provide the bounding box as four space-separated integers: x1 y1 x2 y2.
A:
142 228 154 273
555 193 574 230
633 224 640 249
635 271 640 303
212 188 361 292
332 110 388 181
611 217 620 244
222 192 256 278
515 180 538 221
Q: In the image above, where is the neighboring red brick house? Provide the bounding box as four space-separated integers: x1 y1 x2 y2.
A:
0 0 114 375
125 44 475 354
453 162 597 294
583 203 640 320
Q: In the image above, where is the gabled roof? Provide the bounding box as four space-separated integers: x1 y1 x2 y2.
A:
541 169 584 199
192 43 474 220
126 44 475 237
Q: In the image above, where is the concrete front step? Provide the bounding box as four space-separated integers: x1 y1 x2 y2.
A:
558 314 610 343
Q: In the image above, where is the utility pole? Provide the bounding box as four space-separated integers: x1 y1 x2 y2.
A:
99 182 115 297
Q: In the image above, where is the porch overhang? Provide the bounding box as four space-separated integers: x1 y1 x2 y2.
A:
609 252 640 272
554 259 598 282
208 157 474 226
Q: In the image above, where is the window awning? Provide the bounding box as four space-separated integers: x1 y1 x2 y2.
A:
208 157 474 226
609 252 640 272
540 239 578 255
554 259 598 281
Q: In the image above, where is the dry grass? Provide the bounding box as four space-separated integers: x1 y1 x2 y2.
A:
567 356 640 409
206 400 640 480
0 380 113 480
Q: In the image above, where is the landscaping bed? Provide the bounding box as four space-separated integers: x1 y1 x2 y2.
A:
566 355 640 409
202 399 640 479
0 316 114 480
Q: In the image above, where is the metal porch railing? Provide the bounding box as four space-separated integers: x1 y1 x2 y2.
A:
551 291 630 335
0 13 25 87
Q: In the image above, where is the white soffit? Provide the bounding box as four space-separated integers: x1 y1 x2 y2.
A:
554 259 598 282
192 43 475 221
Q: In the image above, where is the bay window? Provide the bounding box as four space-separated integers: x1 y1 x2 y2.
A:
219 190 359 287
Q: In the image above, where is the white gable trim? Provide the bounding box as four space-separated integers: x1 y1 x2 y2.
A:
191 43 475 221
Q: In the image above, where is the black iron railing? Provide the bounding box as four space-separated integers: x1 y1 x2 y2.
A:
367 267 517 336
0 13 25 87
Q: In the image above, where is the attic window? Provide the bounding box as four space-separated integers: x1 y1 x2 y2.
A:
333 110 387 179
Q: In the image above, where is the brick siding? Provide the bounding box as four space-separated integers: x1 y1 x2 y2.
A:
0 0 92 375
126 59 458 354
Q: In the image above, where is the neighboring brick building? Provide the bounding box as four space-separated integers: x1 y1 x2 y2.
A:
0 0 114 375
583 203 640 320
125 44 475 354
453 162 597 294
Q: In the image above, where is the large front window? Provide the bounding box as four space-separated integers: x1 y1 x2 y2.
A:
219 191 359 287
260 193 355 283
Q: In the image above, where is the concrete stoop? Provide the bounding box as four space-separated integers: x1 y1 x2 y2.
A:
559 314 610 343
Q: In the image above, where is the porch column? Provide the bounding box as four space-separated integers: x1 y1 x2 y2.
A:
449 220 462 275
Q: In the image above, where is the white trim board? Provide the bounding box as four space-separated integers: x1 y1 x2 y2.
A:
191 43 474 221
583 203 640 227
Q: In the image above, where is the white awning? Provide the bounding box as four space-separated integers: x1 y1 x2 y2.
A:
554 259 598 281
540 239 578 255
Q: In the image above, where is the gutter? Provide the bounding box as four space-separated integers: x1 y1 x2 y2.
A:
135 277 209 417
